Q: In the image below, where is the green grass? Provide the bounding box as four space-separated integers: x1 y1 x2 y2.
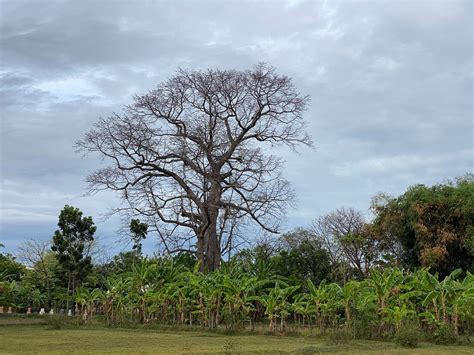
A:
0 318 472 354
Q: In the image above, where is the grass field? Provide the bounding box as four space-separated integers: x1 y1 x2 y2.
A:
0 316 473 354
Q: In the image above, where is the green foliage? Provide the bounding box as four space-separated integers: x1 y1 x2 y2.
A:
98 251 142 276
129 219 148 255
1 255 473 345
394 325 422 348
51 205 96 290
0 252 26 282
432 323 458 345
172 252 197 270
3 174 473 346
372 174 474 276
273 230 332 286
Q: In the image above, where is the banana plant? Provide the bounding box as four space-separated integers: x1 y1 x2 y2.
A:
306 279 329 331
75 286 102 322
259 282 298 331
384 303 414 333
29 289 46 309
291 293 312 328
369 268 403 319
420 269 462 326
125 260 158 323
341 280 361 327
101 275 130 325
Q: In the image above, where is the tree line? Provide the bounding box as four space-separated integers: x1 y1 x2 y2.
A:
0 175 472 345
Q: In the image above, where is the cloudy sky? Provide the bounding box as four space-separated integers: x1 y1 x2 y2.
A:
1 0 472 256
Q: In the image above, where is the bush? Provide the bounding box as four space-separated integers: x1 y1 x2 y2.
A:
395 326 422 348
432 323 457 345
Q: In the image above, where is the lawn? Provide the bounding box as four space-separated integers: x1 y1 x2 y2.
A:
0 317 472 354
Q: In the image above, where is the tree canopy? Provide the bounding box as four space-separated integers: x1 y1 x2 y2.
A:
51 205 96 306
77 64 311 271
372 174 474 276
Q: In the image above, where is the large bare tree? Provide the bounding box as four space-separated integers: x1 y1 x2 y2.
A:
77 64 311 271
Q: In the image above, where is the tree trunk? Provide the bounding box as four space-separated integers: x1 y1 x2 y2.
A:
203 221 220 272
452 304 459 335
66 274 71 313
345 302 351 329
197 235 205 271
199 182 222 272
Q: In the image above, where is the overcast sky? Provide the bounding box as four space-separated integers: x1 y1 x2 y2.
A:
0 0 472 256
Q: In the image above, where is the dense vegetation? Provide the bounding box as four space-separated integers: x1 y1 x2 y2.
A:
0 175 473 347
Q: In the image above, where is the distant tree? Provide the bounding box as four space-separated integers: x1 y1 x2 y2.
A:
273 228 332 285
51 205 96 310
129 219 148 255
96 251 142 276
0 249 25 282
372 174 474 276
311 208 384 278
18 239 58 308
172 251 197 269
77 64 311 271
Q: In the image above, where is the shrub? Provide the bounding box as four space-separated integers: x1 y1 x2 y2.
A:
432 323 457 345
395 326 422 348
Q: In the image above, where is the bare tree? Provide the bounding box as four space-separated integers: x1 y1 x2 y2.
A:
17 239 55 307
77 64 311 271
311 207 380 278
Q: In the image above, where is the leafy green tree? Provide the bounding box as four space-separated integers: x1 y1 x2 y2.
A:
51 205 96 310
96 251 142 278
0 252 25 282
272 229 332 285
272 244 331 286
372 175 474 276
75 286 102 322
130 219 148 255
237 229 332 286
173 251 197 269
